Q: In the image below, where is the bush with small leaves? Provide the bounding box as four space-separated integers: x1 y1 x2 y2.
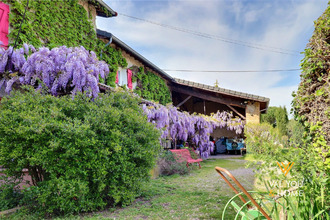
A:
0 87 161 216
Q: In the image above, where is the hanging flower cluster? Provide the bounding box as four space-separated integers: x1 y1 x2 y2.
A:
142 102 245 158
0 44 244 158
0 44 109 98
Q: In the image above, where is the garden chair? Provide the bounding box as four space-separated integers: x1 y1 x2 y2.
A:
215 167 271 220
170 149 202 168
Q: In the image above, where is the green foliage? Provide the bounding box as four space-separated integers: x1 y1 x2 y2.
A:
261 106 288 136
6 158 244 219
292 2 330 145
7 0 96 50
0 87 161 215
287 119 305 148
157 150 189 176
187 147 198 159
245 123 329 219
289 3 330 217
244 123 286 156
6 0 127 87
134 67 172 105
0 179 23 211
95 42 128 87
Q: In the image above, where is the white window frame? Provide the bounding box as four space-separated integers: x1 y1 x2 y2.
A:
118 68 127 86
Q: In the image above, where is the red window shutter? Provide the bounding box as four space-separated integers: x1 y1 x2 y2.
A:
115 71 119 84
127 69 133 90
0 2 9 49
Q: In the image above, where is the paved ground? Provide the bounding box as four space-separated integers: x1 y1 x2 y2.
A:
208 154 243 159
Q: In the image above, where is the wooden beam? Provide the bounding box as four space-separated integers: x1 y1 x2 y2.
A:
171 86 245 108
176 95 192 107
203 100 206 114
226 104 246 120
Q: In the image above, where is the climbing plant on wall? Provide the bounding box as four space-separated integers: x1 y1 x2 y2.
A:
5 0 127 86
6 0 96 49
292 3 329 168
134 67 172 105
291 3 330 212
95 42 127 87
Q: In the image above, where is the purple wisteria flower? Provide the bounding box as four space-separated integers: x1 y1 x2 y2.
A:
141 101 245 158
0 44 109 98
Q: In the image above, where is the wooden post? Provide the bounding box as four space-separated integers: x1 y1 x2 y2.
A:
203 100 206 114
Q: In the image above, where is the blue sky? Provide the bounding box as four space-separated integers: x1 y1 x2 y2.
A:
97 0 328 112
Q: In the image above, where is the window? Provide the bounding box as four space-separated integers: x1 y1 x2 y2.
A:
117 68 127 86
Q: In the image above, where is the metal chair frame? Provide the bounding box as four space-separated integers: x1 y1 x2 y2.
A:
215 166 271 220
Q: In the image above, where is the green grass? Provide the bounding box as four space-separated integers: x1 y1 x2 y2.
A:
4 158 256 220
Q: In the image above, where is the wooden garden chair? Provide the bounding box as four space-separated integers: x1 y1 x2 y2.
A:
215 167 271 220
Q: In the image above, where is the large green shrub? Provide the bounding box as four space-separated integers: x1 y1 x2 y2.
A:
0 87 161 215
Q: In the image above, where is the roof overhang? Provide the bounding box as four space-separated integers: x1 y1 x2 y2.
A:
96 29 175 83
89 0 117 17
172 78 270 111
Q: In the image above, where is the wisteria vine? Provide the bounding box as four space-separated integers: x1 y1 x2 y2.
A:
0 44 244 158
0 44 109 98
142 102 245 158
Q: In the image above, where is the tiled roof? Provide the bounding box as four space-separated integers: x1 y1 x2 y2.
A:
174 78 270 103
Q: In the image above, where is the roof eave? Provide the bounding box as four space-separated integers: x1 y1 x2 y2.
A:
89 0 118 18
173 78 270 105
97 29 174 82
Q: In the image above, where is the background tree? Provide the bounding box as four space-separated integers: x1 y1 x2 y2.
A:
287 119 305 148
261 106 288 136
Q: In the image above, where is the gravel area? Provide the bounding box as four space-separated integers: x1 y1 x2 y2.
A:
208 154 244 159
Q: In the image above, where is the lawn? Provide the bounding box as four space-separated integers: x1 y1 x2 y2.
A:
5 157 257 220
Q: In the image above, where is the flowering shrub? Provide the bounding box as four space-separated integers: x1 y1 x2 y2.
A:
157 151 189 176
142 102 245 158
0 88 161 215
0 44 109 98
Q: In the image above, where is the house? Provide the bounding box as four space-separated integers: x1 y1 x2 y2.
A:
96 29 270 140
97 29 174 91
171 78 269 139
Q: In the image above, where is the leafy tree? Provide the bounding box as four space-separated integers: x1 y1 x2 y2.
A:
287 119 305 148
0 87 161 215
261 106 288 136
